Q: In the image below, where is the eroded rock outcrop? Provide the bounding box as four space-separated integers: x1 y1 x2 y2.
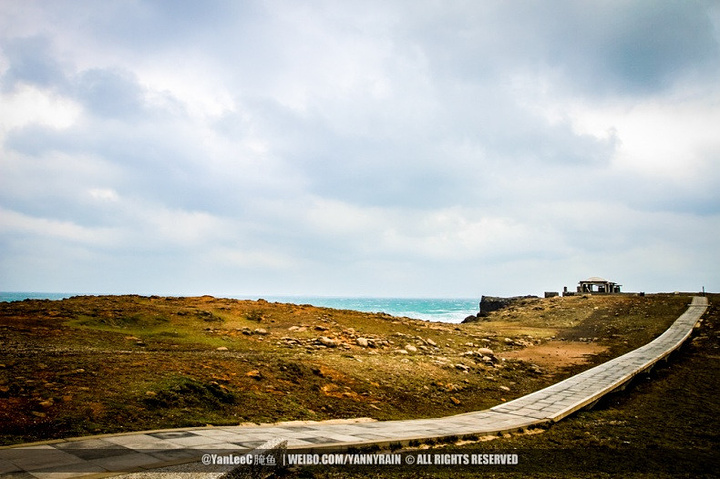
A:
462 295 538 323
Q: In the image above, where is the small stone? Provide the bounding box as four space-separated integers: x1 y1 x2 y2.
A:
145 391 157 397
246 370 263 380
31 411 47 418
216 346 229 351
254 328 268 335
38 400 53 408
396 349 409 355
356 337 369 347
426 338 437 347
455 363 470 372
499 385 511 392
405 344 418 353
476 347 494 356
450 396 461 405
318 336 337 347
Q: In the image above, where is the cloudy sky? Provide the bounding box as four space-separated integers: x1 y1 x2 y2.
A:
1 1 719 298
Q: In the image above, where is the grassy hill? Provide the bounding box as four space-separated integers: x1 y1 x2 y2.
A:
0 293 691 446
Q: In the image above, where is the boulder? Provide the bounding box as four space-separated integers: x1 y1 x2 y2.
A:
317 336 337 347
462 295 539 323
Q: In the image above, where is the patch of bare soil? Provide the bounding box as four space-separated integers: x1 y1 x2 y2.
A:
500 340 608 369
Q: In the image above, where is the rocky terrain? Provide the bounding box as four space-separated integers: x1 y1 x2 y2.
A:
0 293 692 447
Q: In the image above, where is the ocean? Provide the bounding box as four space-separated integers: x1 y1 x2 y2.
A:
0 292 480 324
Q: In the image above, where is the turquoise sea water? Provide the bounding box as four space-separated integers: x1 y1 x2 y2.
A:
254 296 480 323
0 292 78 302
0 292 480 323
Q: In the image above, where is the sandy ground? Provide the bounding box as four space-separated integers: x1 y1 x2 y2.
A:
500 341 608 368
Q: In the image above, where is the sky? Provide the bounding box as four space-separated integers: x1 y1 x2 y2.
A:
1 0 719 298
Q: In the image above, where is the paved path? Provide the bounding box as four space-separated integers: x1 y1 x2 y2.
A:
0 296 708 478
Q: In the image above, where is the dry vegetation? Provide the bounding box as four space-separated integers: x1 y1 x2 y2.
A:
0 293 692 447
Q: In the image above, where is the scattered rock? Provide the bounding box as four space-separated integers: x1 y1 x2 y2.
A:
246 370 263 380
254 328 268 335
405 344 418 353
317 336 337 347
396 349 409 355
450 396 461 405
455 363 470 372
31 411 46 418
216 346 229 351
499 385 511 392
356 337 369 347
477 347 494 356
426 338 437 347
38 399 53 408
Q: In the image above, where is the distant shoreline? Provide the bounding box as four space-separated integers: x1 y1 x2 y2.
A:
0 292 480 323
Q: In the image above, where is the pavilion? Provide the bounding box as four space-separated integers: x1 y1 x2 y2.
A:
577 277 622 294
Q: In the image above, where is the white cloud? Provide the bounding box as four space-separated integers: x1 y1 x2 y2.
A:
0 1 718 296
0 85 81 134
0 207 116 245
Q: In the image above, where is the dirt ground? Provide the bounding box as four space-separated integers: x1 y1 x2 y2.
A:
500 340 608 368
0 292 696 457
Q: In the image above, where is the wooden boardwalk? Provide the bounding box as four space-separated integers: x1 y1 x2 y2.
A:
0 296 708 478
